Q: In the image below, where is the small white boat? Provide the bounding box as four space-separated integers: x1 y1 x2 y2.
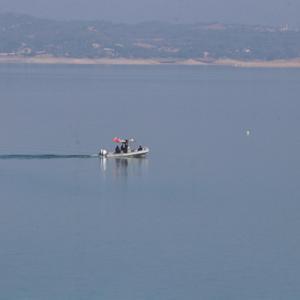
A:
99 137 149 158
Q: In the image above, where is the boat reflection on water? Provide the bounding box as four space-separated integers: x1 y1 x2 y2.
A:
99 157 149 180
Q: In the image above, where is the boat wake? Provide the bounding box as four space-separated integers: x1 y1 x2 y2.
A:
0 154 99 160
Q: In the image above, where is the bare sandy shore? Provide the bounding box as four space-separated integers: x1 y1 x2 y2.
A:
1 56 300 68
215 58 300 68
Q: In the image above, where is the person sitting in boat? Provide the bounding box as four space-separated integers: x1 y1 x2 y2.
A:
115 145 121 153
138 145 143 151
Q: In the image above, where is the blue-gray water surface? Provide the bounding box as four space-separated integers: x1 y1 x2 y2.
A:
0 64 300 300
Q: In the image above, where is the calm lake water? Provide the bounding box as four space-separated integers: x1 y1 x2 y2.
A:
0 64 300 300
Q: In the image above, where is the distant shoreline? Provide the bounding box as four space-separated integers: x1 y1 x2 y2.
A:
1 56 300 68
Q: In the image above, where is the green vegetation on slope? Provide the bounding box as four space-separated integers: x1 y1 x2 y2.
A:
1 13 300 60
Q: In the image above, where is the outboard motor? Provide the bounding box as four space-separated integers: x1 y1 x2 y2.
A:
99 149 108 157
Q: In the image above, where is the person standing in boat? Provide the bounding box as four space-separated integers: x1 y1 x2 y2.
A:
121 140 129 153
120 143 125 153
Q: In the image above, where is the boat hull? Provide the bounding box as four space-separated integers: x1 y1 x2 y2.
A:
99 147 149 158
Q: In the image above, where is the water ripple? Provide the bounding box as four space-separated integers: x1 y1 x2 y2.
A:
0 154 98 160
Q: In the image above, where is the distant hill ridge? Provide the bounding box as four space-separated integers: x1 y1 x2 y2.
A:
1 13 300 61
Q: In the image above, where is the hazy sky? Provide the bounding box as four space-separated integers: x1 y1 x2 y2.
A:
0 0 299 27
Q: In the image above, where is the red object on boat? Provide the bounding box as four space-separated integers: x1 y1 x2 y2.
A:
112 137 125 143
